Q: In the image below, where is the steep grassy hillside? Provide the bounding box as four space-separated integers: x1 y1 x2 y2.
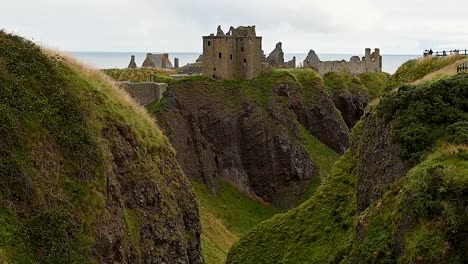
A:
227 71 468 263
0 31 202 263
191 179 276 264
387 55 465 89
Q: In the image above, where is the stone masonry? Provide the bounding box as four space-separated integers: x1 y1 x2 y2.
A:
119 82 168 106
304 48 382 75
266 42 296 69
128 55 137 69
142 53 174 69
202 25 262 80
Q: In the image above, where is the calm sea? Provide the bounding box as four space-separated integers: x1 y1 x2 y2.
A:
71 52 419 74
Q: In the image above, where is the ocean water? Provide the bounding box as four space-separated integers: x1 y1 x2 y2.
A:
71 52 419 74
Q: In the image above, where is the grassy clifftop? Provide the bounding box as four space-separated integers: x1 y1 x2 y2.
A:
387 55 466 89
0 31 202 263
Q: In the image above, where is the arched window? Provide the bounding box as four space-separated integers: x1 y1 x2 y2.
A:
208 41 211 46
219 52 222 59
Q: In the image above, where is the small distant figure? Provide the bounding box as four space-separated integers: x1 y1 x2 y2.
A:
443 50 447 56
429 49 433 56
128 55 137 69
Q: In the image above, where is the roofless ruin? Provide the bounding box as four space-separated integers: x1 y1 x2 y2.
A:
202 25 263 80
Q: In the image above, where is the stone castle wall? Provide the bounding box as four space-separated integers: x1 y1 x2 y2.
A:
304 48 382 75
119 82 168 106
202 26 262 80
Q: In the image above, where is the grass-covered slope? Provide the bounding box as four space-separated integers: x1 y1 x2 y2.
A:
191 179 276 264
324 71 389 99
227 71 468 263
227 149 358 263
103 67 176 83
387 55 466 89
0 31 202 263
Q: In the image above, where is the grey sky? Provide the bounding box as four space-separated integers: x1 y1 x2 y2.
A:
2 0 468 54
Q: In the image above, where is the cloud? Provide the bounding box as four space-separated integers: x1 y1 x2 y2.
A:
1 0 468 54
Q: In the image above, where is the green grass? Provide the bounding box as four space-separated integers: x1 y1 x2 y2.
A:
0 31 199 263
387 55 465 90
323 71 389 99
103 68 176 83
227 150 358 264
298 124 339 201
228 71 468 264
350 144 468 262
377 73 468 162
191 179 277 264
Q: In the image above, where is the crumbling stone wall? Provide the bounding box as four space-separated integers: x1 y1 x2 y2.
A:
304 48 382 75
142 53 174 69
119 82 168 106
128 55 137 69
266 42 296 69
202 25 262 80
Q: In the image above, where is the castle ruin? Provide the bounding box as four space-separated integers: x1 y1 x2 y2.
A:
266 42 296 69
142 53 174 69
303 48 382 75
202 25 263 80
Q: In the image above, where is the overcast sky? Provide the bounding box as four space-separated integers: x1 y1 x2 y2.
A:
2 0 468 54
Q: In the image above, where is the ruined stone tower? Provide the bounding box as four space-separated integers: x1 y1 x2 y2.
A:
303 48 382 75
202 25 262 80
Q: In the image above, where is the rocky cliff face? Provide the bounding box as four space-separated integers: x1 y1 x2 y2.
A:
227 72 468 263
0 32 202 263
332 90 369 129
154 81 315 207
354 113 410 212
151 70 359 207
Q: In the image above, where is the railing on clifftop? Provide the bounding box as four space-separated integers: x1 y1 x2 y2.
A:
457 62 468 73
424 49 468 57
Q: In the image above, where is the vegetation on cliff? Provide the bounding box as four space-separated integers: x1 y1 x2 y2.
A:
102 66 389 263
103 67 175 83
191 179 276 264
227 65 468 262
0 31 202 263
324 71 389 99
387 55 465 89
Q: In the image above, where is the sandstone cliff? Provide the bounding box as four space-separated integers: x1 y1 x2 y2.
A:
0 32 202 263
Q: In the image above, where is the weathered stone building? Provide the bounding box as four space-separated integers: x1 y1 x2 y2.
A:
142 53 174 69
128 55 137 69
304 48 382 75
119 82 167 106
266 42 296 69
202 25 263 80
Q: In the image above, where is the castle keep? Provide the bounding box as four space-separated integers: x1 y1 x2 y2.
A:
202 25 262 80
303 48 382 75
